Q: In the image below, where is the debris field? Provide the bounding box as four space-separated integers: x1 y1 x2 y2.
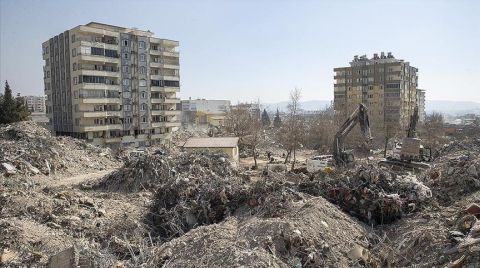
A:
1 122 480 267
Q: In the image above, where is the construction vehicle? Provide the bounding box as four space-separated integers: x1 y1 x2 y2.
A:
379 106 432 170
307 103 372 171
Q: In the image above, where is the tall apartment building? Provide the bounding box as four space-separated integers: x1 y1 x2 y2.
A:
42 22 181 148
334 52 419 131
417 89 426 123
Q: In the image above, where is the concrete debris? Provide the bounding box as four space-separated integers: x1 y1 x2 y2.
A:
426 150 480 205
298 165 432 225
0 121 119 176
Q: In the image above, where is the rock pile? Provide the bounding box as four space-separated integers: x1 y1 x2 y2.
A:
0 122 117 176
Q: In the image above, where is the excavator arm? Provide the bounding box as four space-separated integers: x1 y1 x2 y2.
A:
333 103 372 166
406 106 419 138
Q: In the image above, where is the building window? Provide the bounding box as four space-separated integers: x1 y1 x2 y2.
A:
141 103 147 111
142 116 147 123
139 79 147 86
73 77 78 85
123 40 128 47
139 66 146 74
73 63 77 71
152 45 158 50
123 53 129 59
71 34 76 43
122 66 129 73
122 79 130 86
139 41 146 49
140 54 146 61
72 48 77 57
141 92 147 98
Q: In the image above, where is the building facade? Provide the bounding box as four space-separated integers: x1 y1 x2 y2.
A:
334 52 419 131
42 22 181 148
21 95 46 113
181 99 231 126
417 89 426 123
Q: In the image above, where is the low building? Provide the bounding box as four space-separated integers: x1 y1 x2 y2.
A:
183 137 239 162
181 99 230 126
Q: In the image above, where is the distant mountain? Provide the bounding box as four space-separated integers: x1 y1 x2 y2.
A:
264 99 480 115
265 100 332 112
426 100 480 115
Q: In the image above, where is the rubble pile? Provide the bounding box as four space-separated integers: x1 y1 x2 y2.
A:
434 138 480 158
0 122 118 176
298 165 432 225
149 198 376 268
427 151 480 205
146 152 248 240
94 154 173 192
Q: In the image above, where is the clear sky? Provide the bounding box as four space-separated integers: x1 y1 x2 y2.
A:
0 0 479 103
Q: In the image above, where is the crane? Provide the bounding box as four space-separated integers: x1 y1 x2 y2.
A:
333 103 372 166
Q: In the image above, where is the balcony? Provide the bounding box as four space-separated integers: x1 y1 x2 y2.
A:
78 54 120 64
78 111 122 117
77 69 120 78
150 50 179 58
151 98 181 104
152 122 181 128
151 86 180 93
150 62 179 69
80 98 121 104
150 74 180 81
79 40 118 51
151 110 181 116
151 133 171 140
80 83 120 91
80 124 122 132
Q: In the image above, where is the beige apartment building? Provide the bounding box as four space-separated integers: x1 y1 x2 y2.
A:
417 89 426 123
42 22 181 148
21 95 46 113
334 52 420 132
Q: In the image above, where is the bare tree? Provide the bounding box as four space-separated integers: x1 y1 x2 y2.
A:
423 112 445 146
277 88 305 170
225 103 252 143
225 102 264 169
305 104 336 153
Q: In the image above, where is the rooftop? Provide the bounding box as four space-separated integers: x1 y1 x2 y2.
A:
183 137 239 148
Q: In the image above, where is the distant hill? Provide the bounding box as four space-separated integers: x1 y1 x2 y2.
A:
426 100 480 115
265 100 332 112
264 100 480 115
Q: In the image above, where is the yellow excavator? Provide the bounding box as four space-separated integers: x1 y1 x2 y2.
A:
307 103 372 172
379 106 432 170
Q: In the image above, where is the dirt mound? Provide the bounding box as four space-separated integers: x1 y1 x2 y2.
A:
150 198 375 268
0 121 118 176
